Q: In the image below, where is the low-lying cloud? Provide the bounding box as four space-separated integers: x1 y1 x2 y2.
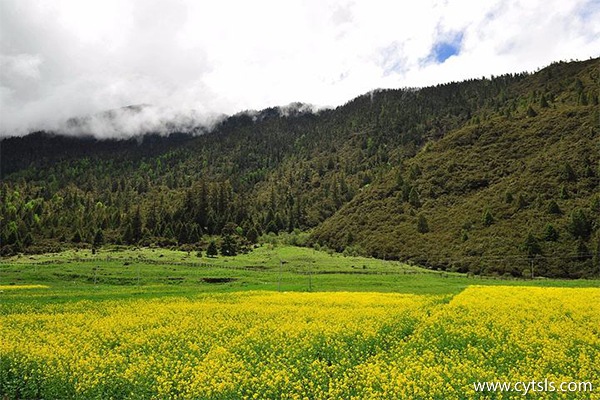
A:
1 0 599 138
59 105 225 139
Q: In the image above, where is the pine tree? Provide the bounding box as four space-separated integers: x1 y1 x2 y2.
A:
401 183 412 202
417 215 429 233
543 224 559 241
93 229 104 247
72 230 82 243
569 209 592 240
547 200 561 214
522 233 541 258
206 241 218 258
23 232 34 247
560 163 576 182
246 226 259 243
526 106 538 117
576 240 590 261
346 231 354 244
5 228 18 245
131 207 143 243
408 187 421 208
220 234 237 256
482 210 494 227
516 194 528 210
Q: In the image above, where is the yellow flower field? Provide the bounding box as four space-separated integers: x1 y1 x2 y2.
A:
1 287 598 399
0 284 48 291
0 291 438 399
345 286 600 399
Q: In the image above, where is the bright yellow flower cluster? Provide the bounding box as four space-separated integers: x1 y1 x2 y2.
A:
344 286 600 400
0 291 436 399
1 287 598 399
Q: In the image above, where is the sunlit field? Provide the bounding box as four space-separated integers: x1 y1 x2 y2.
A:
1 290 438 399
1 283 599 399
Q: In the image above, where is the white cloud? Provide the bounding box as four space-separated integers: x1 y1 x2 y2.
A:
0 0 598 137
0 54 43 80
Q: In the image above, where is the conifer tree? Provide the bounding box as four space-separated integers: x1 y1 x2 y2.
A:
482 210 494 227
417 215 429 233
206 241 218 258
543 224 559 241
408 187 421 208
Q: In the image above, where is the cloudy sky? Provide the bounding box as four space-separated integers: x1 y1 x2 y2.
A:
1 0 599 137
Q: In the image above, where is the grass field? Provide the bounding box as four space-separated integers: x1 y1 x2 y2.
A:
1 245 599 399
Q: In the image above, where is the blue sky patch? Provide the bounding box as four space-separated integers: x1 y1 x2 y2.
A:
430 31 464 63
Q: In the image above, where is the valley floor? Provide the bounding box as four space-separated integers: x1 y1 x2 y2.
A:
1 245 599 399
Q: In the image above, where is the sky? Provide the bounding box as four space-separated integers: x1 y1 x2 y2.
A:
1 0 599 138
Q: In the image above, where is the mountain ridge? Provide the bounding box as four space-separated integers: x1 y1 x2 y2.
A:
1 58 598 277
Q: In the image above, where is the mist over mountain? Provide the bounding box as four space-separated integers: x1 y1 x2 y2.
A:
44 104 223 139
1 58 599 278
3 0 598 139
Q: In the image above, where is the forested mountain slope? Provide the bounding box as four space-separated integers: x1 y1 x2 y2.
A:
313 105 599 277
1 58 598 277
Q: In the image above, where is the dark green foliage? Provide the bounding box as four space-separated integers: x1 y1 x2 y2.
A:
72 231 82 243
206 241 218 258
409 164 421 180
592 195 600 213
219 222 241 256
93 229 104 247
593 234 600 273
543 224 559 241
569 209 592 240
246 226 259 243
504 191 514 204
416 215 429 233
220 234 237 256
560 163 577 182
522 233 542 258
576 240 591 261
559 185 569 199
516 194 528 210
408 188 421 208
526 106 538 117
346 231 354 245
23 232 34 247
125 207 143 245
547 200 561 214
482 210 494 227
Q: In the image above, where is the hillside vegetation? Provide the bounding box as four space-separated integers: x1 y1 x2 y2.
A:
1 58 598 277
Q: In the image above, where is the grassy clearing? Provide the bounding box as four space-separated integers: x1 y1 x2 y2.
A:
1 245 598 305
